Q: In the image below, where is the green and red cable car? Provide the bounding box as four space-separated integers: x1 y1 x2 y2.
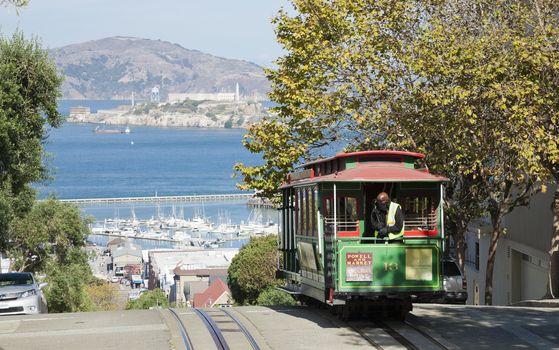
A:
278 150 447 319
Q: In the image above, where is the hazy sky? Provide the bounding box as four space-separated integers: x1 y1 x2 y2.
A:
0 0 291 66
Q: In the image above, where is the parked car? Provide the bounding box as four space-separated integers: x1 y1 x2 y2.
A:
440 259 468 304
0 272 48 315
411 259 468 304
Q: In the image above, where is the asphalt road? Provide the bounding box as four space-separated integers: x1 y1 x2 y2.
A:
0 304 557 350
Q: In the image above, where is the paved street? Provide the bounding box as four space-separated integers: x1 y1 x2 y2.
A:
0 304 557 350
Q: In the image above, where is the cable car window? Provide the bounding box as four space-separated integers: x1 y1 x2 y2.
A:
296 188 301 234
323 195 359 234
402 195 436 231
313 187 319 236
301 188 307 235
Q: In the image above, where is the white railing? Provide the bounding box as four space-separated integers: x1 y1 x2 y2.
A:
404 213 437 231
324 216 359 232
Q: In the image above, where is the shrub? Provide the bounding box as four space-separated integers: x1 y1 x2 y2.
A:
256 287 297 306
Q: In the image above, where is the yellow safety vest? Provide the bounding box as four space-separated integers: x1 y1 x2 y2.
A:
374 202 404 239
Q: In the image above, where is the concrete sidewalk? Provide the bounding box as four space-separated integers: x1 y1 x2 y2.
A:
512 299 559 307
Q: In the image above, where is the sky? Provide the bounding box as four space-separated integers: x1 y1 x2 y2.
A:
0 0 292 67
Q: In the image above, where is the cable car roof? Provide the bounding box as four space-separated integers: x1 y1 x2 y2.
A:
282 164 446 188
282 150 447 188
299 150 425 168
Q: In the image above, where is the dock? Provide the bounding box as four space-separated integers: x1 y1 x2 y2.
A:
59 193 254 205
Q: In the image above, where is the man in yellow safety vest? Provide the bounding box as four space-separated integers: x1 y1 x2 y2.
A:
370 192 404 240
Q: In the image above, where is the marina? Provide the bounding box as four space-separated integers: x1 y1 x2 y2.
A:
87 203 279 250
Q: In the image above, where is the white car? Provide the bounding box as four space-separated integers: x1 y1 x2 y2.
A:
0 272 48 315
110 276 119 283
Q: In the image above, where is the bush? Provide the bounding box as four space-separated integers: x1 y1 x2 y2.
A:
44 261 95 313
256 287 297 306
227 235 279 305
84 282 120 311
126 288 169 310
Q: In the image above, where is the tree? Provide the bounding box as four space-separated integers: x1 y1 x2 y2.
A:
236 0 556 304
0 0 29 7
490 0 559 299
228 235 279 305
44 259 95 313
126 289 169 310
400 0 541 305
235 0 424 199
0 31 63 250
8 199 91 272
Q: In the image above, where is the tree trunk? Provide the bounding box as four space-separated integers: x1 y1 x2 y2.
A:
455 226 467 273
485 213 503 305
546 182 559 299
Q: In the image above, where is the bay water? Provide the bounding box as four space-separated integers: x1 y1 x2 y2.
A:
37 100 276 249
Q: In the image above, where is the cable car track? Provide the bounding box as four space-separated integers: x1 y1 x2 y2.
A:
193 308 230 350
353 319 451 350
169 308 261 350
168 308 194 350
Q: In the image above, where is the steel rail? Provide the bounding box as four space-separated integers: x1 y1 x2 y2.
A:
349 325 384 350
404 320 450 350
168 308 194 350
375 321 419 350
220 308 261 350
376 320 450 350
193 308 230 350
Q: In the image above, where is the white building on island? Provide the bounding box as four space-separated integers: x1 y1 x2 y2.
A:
168 83 241 103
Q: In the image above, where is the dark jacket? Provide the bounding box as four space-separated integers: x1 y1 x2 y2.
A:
368 203 403 238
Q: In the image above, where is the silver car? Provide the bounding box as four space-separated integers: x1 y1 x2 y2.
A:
0 272 48 315
441 259 468 304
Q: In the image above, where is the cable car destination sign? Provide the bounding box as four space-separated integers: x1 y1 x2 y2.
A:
345 252 373 282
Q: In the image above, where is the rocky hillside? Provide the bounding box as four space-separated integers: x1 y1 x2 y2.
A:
50 36 269 100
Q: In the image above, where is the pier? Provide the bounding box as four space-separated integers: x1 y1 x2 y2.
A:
90 232 179 243
59 193 254 205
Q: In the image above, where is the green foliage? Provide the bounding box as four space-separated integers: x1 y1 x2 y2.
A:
236 0 559 302
224 119 233 129
256 287 297 306
8 199 91 272
0 32 63 193
126 288 169 310
228 235 280 305
0 31 63 250
43 258 95 313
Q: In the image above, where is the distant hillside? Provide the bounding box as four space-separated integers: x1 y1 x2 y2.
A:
49 36 269 100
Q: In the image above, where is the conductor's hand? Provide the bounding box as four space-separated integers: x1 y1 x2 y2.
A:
379 227 388 238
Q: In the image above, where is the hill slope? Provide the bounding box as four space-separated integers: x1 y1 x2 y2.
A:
50 36 269 100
